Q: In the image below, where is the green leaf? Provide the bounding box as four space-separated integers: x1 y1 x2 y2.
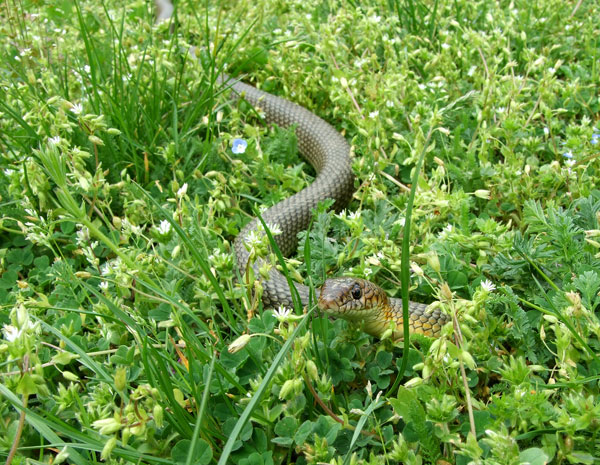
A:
313 415 341 445
294 420 314 445
376 350 393 369
274 416 298 438
171 439 212 465
566 452 596 465
0 269 18 289
51 351 79 365
519 448 549 465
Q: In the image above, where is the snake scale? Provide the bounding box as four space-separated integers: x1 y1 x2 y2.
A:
224 78 448 339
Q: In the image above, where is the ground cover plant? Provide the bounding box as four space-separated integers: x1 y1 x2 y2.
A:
1 0 599 463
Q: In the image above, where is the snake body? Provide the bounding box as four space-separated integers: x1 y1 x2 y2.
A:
226 77 448 339
153 0 448 337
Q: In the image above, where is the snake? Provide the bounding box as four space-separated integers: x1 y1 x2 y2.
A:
151 0 447 338
224 77 448 339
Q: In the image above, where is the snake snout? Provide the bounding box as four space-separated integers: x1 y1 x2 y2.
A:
318 277 388 318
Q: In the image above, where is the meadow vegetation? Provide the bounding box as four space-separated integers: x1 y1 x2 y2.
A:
1 0 599 464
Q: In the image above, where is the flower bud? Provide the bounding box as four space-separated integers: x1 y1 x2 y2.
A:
427 252 440 273
153 404 164 428
440 282 453 301
228 334 251 353
306 360 318 381
93 417 122 435
279 379 296 400
115 366 127 392
88 134 105 146
63 371 79 382
101 436 117 460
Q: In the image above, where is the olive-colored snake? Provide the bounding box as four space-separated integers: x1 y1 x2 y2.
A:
154 0 447 338
224 77 448 339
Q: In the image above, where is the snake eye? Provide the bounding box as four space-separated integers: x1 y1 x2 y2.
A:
351 283 362 300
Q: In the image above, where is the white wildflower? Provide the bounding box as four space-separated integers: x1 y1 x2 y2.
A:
3 324 20 342
157 220 171 235
273 305 292 322
480 280 496 292
177 183 188 198
244 230 263 250
48 136 61 146
76 226 90 245
265 222 282 236
70 103 84 115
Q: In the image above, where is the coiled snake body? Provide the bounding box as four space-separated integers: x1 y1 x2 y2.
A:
226 78 448 339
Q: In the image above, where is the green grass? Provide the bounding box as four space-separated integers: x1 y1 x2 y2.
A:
1 0 600 464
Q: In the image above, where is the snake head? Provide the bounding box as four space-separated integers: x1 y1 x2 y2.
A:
318 277 388 320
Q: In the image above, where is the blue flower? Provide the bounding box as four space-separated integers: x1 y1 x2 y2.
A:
232 138 248 154
563 150 573 159
592 132 599 145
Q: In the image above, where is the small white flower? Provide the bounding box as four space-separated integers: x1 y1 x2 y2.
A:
84 65 91 73
101 263 112 276
565 159 576 168
548 67 555 74
543 127 549 136
99 281 109 291
157 220 171 235
177 183 188 198
265 222 282 236
369 110 379 119
366 380 373 397
349 210 361 220
441 43 450 50
364 267 373 277
244 230 263 249
76 226 90 245
70 103 83 115
3 324 20 342
273 305 292 321
480 280 496 292
48 136 61 146
354 58 366 68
